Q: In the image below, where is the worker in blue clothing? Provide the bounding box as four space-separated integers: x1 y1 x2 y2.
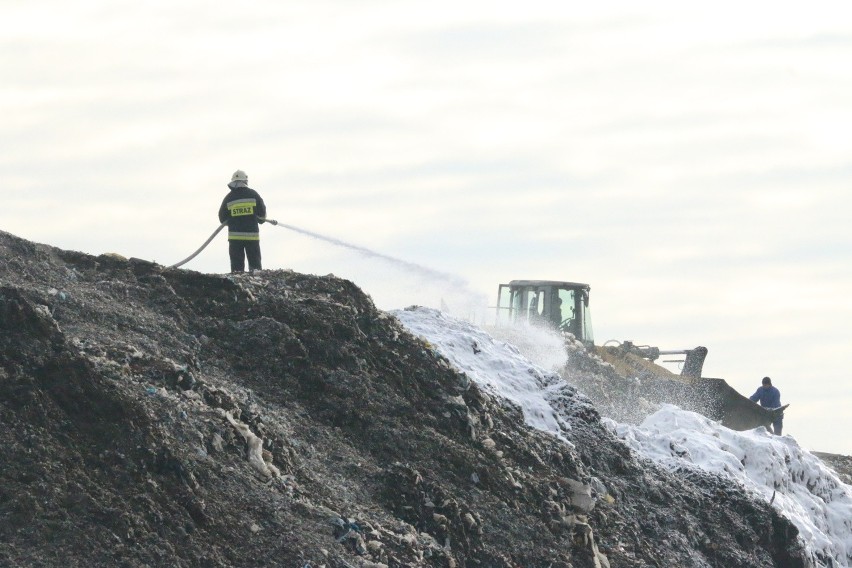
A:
749 376 783 435
218 170 268 273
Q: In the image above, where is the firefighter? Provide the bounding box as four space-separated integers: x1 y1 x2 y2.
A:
218 170 268 273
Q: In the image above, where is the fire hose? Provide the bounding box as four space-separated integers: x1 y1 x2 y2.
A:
169 218 278 269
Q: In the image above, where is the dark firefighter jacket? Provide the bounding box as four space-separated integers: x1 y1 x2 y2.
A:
218 186 267 241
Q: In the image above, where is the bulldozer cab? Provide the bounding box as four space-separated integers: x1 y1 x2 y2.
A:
496 280 594 344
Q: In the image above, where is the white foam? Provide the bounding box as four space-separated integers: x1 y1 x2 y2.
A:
393 306 852 568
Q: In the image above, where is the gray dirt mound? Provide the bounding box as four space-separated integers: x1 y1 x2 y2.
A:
0 229 809 567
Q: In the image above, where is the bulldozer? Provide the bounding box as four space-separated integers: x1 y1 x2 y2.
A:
494 279 787 432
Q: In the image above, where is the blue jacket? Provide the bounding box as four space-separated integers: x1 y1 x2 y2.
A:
749 385 781 409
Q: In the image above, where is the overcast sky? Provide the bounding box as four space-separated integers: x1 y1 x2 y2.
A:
3 1 852 454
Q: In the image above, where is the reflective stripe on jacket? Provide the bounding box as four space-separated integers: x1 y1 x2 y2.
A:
218 186 267 241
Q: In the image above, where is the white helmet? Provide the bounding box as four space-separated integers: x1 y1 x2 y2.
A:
231 170 248 183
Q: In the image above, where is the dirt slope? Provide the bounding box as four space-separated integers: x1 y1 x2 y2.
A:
0 230 809 567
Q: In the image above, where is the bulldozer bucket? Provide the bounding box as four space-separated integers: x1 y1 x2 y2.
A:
586 345 787 432
695 379 789 431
